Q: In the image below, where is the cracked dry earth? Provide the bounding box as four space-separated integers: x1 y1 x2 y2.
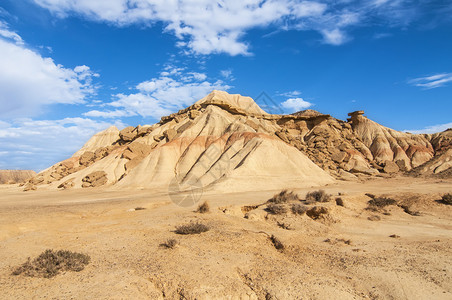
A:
0 177 451 299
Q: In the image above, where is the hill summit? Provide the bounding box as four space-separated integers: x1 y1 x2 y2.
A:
23 91 451 192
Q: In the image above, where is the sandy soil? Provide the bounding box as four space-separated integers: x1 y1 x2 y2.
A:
0 176 451 299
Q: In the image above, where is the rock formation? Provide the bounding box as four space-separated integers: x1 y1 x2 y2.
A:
0 170 36 184
24 90 451 191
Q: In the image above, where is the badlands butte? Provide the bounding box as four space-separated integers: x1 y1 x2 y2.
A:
0 90 451 299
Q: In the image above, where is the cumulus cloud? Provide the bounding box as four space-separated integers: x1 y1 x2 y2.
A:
409 73 452 89
0 37 98 118
0 21 24 45
32 0 434 55
85 66 231 119
281 97 313 112
0 118 125 171
405 122 452 134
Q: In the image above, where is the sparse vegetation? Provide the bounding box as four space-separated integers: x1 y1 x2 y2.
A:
440 193 452 205
277 221 293 230
365 193 376 199
367 197 397 208
269 235 284 251
291 204 308 215
160 239 178 249
196 201 210 213
305 190 331 203
268 189 300 204
306 206 329 220
335 197 344 207
175 222 210 235
134 207 146 210
266 203 287 215
12 249 90 278
400 205 421 216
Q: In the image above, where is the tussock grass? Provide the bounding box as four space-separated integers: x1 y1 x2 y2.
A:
305 190 331 203
268 190 300 204
175 222 209 235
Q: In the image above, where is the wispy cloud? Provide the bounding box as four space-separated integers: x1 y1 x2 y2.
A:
405 122 452 134
409 73 452 89
0 22 98 118
32 0 442 56
85 65 232 119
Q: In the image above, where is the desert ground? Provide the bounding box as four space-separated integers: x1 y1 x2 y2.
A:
0 176 451 299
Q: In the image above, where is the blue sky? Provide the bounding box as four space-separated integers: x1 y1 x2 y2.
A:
0 0 451 171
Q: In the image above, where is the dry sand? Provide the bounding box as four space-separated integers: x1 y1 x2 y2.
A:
0 176 451 299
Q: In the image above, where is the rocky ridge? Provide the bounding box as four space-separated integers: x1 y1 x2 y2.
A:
24 90 451 191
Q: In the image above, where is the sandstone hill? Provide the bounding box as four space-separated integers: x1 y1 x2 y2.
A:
23 90 451 191
0 170 36 184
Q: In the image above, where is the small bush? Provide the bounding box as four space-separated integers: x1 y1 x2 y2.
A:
160 239 178 249
291 204 308 215
196 201 210 213
335 197 344 207
305 190 331 203
269 235 284 251
268 190 300 204
266 204 287 215
368 197 397 208
12 249 90 278
306 206 329 220
441 193 452 205
175 222 209 235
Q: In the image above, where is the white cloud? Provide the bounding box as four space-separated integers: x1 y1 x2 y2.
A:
281 97 313 112
0 21 24 45
85 66 231 119
0 117 125 171
220 69 234 80
32 0 432 55
0 37 98 118
405 123 452 134
409 73 452 89
279 90 301 97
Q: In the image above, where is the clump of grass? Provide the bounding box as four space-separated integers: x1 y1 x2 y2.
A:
134 207 146 211
269 235 284 251
175 222 209 235
367 197 397 208
305 190 331 203
268 189 300 204
440 193 452 205
196 201 210 213
12 249 90 278
266 203 287 215
291 204 308 215
160 239 178 249
306 206 329 220
335 197 345 207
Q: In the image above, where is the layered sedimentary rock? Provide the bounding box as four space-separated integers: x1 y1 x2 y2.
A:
24 90 451 191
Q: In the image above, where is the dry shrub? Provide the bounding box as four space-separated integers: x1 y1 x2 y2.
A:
266 204 287 215
389 234 400 238
291 204 308 215
269 235 284 251
160 239 178 249
400 205 421 216
196 201 210 213
441 193 452 205
134 207 146 211
268 190 300 204
335 197 344 207
12 249 90 278
367 197 397 208
306 206 329 220
175 222 209 235
365 193 376 199
305 190 331 203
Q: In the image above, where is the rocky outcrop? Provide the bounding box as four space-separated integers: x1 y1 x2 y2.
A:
24 91 451 191
82 171 108 188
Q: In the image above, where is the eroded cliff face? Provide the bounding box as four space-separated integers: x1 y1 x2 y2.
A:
24 91 451 191
0 170 36 184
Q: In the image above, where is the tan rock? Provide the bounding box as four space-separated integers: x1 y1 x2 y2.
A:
58 178 75 189
79 151 95 167
332 151 347 163
164 128 177 142
82 171 108 188
119 126 137 142
23 183 37 191
383 160 399 173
